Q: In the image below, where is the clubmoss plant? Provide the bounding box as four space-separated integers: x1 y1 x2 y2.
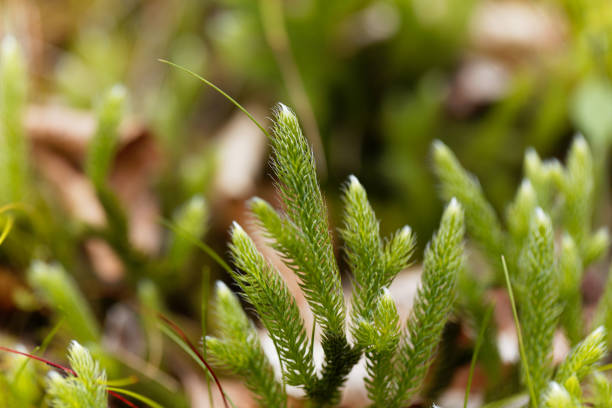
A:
46 341 108 408
206 281 286 407
517 208 559 396
432 140 504 269
1 340 163 408
433 137 609 345
539 327 608 408
433 136 609 279
433 136 612 406
205 104 465 407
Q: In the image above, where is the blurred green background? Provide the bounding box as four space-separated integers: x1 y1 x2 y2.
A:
5 0 612 243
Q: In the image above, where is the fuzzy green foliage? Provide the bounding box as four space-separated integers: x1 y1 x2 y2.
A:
542 382 577 408
265 104 345 337
206 282 286 408
86 84 126 189
392 198 464 406
523 138 610 267
433 136 608 280
340 175 415 404
354 289 401 405
27 261 100 343
558 234 584 345
537 328 608 408
506 179 537 257
229 196 464 407
517 208 559 397
46 341 107 408
562 137 594 249
340 175 415 331
523 149 563 214
0 36 28 205
584 227 611 268
228 222 315 389
249 105 361 404
560 136 611 265
432 141 504 269
217 106 465 407
431 136 612 407
555 326 607 385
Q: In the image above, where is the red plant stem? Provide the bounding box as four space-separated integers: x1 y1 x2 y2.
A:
108 390 139 408
157 313 230 408
0 346 139 408
0 345 76 376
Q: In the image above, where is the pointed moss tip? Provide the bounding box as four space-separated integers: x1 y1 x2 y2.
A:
231 221 246 238
348 174 362 191
519 178 534 192
592 325 606 338
380 287 393 301
432 139 448 154
248 196 265 209
215 280 232 296
400 225 412 238
447 197 461 213
534 207 548 224
275 102 294 118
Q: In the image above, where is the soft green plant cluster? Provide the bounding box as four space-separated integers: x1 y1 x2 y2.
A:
541 327 609 408
205 104 465 407
433 136 612 405
45 341 108 408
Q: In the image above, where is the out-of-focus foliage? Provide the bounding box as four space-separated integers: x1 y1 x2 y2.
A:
10 0 612 241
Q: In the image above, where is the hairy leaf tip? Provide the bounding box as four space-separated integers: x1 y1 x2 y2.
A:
399 225 412 238
519 179 536 198
274 102 295 122
231 221 245 237
348 174 362 190
525 148 540 168
379 287 394 303
215 281 232 298
534 207 549 225
572 134 588 155
432 139 450 158
543 382 572 407
446 197 462 216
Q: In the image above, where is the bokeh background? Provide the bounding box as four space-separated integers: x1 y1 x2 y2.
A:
2 0 612 406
